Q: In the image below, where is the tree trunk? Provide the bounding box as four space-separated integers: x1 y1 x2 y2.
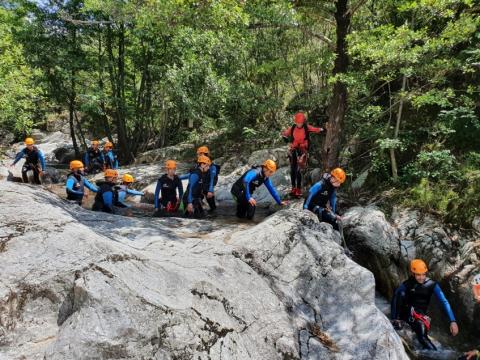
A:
390 75 407 181
322 0 351 170
98 30 114 143
69 27 80 158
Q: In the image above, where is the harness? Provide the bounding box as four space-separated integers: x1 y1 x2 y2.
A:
289 123 310 149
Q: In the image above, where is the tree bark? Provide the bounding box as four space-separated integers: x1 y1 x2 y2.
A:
69 26 80 158
322 0 351 170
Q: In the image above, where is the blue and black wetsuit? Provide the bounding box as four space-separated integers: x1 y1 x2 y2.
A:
65 172 98 205
180 163 220 210
115 185 144 208
303 173 339 230
12 146 46 184
101 150 118 170
391 277 456 350
92 181 117 213
154 174 184 213
182 168 208 218
83 147 103 174
230 166 282 219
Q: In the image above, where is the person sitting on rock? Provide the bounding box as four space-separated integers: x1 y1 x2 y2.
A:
182 155 212 218
92 169 118 213
66 160 98 206
82 140 104 174
391 259 459 350
303 168 346 230
459 274 480 360
180 146 220 212
230 159 286 220
154 160 183 216
10 137 46 185
281 112 324 197
101 142 118 170
115 174 144 208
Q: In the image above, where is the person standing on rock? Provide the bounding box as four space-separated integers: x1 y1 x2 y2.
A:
101 142 118 170
92 169 119 213
115 174 144 208
10 137 46 185
154 160 184 216
391 259 459 350
230 159 286 220
183 155 211 218
281 112 324 197
66 160 98 205
83 140 104 174
180 146 220 212
303 168 346 230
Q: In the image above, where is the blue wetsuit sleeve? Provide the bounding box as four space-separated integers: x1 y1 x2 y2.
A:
38 150 46 171
177 178 184 200
66 178 84 196
265 178 282 205
154 179 162 209
83 152 89 166
433 284 456 322
83 178 98 192
330 190 337 213
391 283 407 320
179 173 190 180
102 191 114 213
304 182 323 209
116 191 130 208
208 165 217 192
12 149 26 165
242 170 257 201
187 173 199 203
113 155 118 169
126 189 144 196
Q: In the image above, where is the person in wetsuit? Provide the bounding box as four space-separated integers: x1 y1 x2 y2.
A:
83 140 104 174
230 159 286 220
65 160 98 205
92 169 118 213
303 168 346 231
101 142 118 170
182 155 211 218
391 259 459 350
115 173 144 208
281 112 324 197
154 160 184 216
10 137 46 185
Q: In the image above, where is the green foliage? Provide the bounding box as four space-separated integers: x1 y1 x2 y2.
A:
405 178 459 215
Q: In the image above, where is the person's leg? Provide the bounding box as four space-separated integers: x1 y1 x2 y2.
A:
409 319 436 350
21 164 30 183
32 166 41 184
193 198 205 218
246 203 256 220
295 150 302 190
206 195 216 211
290 151 298 189
321 209 339 230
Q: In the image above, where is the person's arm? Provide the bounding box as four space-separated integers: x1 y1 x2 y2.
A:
178 173 190 180
307 124 324 134
66 178 84 196
154 179 162 209
208 165 217 192
83 152 90 167
83 178 98 192
264 178 282 205
187 173 199 203
303 182 322 209
102 191 114 213
242 170 257 201
177 177 184 200
433 284 456 322
38 150 46 171
391 284 407 320
11 149 26 165
282 127 292 138
113 155 119 169
330 190 337 214
126 188 144 196
116 191 130 208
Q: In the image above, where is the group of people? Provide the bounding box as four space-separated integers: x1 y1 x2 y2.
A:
82 140 118 173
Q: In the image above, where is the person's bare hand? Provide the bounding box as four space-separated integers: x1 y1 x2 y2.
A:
465 350 479 360
248 198 256 206
187 203 194 213
450 322 458 336
207 192 214 199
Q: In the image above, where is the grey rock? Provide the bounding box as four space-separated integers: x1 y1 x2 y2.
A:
247 146 289 169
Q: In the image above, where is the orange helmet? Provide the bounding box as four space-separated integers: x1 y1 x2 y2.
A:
294 112 306 125
24 137 35 145
263 159 277 172
197 146 209 155
91 140 100 146
165 160 177 169
104 141 113 149
410 259 428 274
69 160 84 170
104 169 118 178
331 168 346 184
122 174 134 183
197 155 212 166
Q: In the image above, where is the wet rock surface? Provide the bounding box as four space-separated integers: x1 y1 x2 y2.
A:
0 181 407 360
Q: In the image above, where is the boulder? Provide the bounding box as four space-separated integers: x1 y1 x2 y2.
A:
0 181 407 360
247 146 289 169
135 143 196 165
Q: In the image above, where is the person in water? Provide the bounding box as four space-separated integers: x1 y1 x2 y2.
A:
391 259 459 350
115 174 144 208
303 168 346 230
101 142 118 170
460 273 480 360
230 159 286 220
10 137 46 185
65 160 98 205
92 169 118 213
83 140 104 174
182 155 211 218
154 160 184 216
282 112 324 197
